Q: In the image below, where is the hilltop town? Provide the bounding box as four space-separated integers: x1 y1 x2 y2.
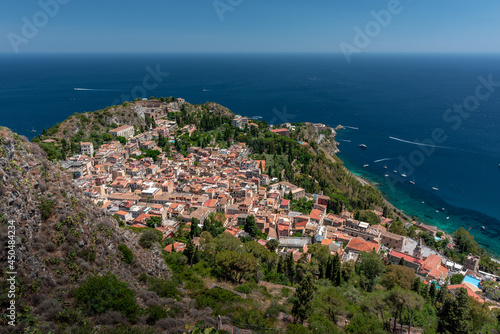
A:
43 98 499 292
4 98 499 333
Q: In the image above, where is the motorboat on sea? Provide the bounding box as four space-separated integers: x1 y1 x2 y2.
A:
363 164 369 168
401 173 407 178
432 187 439 191
359 144 367 149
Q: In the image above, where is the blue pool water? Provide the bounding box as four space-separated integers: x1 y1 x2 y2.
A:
463 275 481 288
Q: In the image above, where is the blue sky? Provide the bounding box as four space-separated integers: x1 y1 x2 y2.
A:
1 0 500 53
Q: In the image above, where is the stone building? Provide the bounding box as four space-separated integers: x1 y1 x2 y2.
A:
463 254 480 272
109 125 134 139
80 142 94 157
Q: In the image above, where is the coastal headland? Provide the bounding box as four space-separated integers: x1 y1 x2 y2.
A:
1 97 499 332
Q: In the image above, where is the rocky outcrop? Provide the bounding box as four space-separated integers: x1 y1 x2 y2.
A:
0 127 169 331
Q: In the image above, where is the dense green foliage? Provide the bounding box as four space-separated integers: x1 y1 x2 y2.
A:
355 210 381 225
117 244 134 264
139 229 161 248
243 215 259 238
146 216 162 228
74 273 139 322
450 274 464 285
39 197 56 220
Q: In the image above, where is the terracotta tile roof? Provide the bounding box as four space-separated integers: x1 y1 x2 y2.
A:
321 238 334 246
345 238 380 253
389 250 423 265
116 210 129 216
164 242 185 253
310 209 323 221
448 284 485 303
422 254 443 272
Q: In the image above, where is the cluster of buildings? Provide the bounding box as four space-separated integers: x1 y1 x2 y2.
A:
67 119 405 269
60 101 498 304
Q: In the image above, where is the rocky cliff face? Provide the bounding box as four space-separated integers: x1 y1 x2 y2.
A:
0 127 169 331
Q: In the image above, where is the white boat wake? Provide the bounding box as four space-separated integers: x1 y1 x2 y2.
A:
389 136 454 149
374 158 394 163
74 88 122 92
344 126 359 130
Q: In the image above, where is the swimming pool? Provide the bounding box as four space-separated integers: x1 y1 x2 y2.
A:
463 275 481 288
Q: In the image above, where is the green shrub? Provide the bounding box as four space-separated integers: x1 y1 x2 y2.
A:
55 307 89 326
265 300 287 319
194 288 241 315
139 229 161 248
148 277 181 300
74 272 139 322
118 244 133 264
39 197 56 220
112 214 124 227
139 272 148 283
281 287 291 298
450 274 465 285
235 282 258 294
146 305 168 325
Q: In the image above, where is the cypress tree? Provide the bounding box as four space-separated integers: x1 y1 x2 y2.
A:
291 272 316 324
277 256 285 274
285 253 296 283
332 253 342 286
183 238 195 266
429 282 437 303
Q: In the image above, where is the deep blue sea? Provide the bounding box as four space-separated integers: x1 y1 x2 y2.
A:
1 53 499 257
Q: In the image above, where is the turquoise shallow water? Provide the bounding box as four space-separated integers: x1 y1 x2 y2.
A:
338 142 500 259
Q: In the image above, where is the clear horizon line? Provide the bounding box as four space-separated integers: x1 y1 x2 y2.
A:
1 51 500 55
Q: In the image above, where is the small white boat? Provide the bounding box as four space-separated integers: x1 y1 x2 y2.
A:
359 144 367 149
363 164 369 168
384 165 388 169
384 174 389 177
401 173 407 178
446 217 450 220
436 210 439 213
393 170 398 174
422 201 425 204
441 208 445 211
432 187 439 191
482 226 485 229
410 179 415 185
